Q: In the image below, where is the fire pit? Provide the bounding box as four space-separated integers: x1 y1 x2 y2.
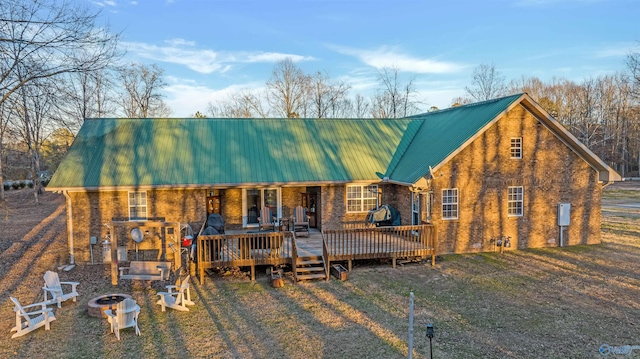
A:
87 294 132 318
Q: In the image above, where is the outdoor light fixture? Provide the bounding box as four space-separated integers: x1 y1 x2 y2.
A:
426 323 434 359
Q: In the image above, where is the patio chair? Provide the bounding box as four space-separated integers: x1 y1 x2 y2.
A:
10 297 56 339
293 206 310 237
258 207 276 231
105 298 141 340
43 270 79 308
156 275 195 312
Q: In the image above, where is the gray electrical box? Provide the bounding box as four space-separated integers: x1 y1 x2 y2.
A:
558 203 571 226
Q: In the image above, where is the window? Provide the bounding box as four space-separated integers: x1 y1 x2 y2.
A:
411 192 420 225
508 186 524 216
346 184 378 213
441 189 458 220
128 191 148 221
243 188 281 227
510 137 522 159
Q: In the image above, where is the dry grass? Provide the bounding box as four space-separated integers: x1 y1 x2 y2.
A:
0 184 639 358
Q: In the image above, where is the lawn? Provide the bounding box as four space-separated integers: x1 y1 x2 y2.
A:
0 184 638 358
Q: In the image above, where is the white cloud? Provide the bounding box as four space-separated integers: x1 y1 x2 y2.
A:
244 52 310 63
163 79 266 117
331 45 465 74
122 40 314 74
165 38 196 47
93 0 117 7
594 43 636 58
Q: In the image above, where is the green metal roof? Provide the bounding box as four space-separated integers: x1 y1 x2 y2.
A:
52 93 612 191
385 94 523 184
47 117 414 189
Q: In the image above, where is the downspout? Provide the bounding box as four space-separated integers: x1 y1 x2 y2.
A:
62 191 75 265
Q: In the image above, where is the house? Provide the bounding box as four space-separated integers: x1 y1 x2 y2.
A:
47 93 620 265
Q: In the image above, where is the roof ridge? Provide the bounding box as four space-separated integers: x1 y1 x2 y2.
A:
406 93 524 119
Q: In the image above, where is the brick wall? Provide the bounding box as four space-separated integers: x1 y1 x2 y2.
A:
320 183 410 229
65 103 603 260
429 104 602 254
69 188 207 263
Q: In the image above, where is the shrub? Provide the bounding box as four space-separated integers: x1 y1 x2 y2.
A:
28 182 34 188
3 184 9 191
11 182 20 190
18 182 26 189
42 179 49 187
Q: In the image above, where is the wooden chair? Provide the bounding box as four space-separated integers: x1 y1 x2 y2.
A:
258 207 276 231
105 298 140 340
43 270 79 308
293 206 310 237
156 275 195 312
10 297 56 339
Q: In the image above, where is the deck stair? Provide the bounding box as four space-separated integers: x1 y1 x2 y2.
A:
295 255 326 282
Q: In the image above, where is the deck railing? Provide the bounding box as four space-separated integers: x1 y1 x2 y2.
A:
322 224 436 268
197 231 292 283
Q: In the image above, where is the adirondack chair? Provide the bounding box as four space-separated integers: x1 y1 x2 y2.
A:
293 206 310 237
43 270 79 308
258 206 276 231
156 275 195 312
10 297 56 339
105 298 141 340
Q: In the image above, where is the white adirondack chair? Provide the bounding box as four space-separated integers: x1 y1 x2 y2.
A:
104 298 140 340
156 275 195 312
43 270 79 308
10 297 56 339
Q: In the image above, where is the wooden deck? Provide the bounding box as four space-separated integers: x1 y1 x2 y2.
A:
197 225 436 284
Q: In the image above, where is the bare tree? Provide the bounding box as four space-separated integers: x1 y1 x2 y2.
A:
351 94 371 118
0 0 120 197
117 63 172 118
266 58 309 118
208 89 268 118
465 63 508 101
626 45 640 99
57 69 117 131
12 76 58 202
307 71 350 118
0 100 17 200
371 67 421 118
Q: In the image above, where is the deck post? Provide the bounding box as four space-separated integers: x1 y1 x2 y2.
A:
251 264 255 281
348 259 352 271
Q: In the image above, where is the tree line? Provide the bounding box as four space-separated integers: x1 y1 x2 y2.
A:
1 0 639 203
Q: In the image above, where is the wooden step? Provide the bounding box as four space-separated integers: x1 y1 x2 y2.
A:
297 259 324 266
296 273 327 281
296 266 325 273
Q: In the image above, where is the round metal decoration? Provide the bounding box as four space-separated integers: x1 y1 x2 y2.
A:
130 228 144 243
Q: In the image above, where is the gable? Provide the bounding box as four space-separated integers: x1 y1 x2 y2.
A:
384 94 522 185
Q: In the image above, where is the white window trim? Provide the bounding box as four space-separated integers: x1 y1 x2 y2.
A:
441 188 459 220
346 184 379 213
411 192 420 225
510 137 523 159
242 188 282 228
128 191 148 221
508 186 524 217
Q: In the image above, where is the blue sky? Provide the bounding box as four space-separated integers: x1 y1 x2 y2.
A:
93 0 640 117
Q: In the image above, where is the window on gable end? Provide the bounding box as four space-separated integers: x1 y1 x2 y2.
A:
510 137 523 159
